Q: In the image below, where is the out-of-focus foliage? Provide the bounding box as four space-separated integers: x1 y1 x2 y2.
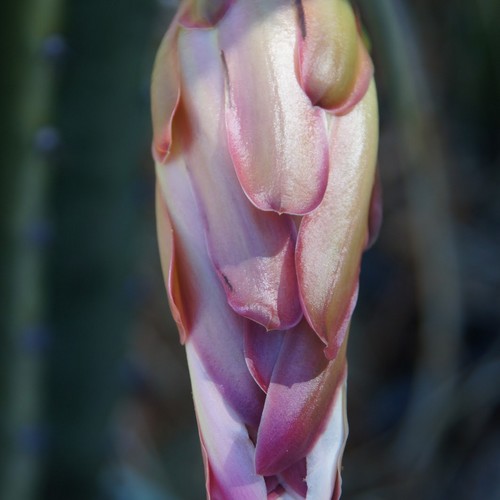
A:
0 1 499 499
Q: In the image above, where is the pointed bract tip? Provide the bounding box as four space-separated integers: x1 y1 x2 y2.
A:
296 0 374 114
151 22 181 164
180 0 233 28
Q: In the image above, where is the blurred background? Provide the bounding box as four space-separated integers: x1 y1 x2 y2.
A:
0 0 498 499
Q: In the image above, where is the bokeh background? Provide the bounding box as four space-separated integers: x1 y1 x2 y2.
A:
1 0 499 499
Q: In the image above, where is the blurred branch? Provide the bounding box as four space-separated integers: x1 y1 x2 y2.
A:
0 0 64 499
358 0 463 490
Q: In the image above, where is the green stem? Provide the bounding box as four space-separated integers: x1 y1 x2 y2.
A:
0 0 64 499
41 0 157 497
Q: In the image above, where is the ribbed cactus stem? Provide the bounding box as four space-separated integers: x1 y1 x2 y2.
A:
41 1 158 497
0 0 64 499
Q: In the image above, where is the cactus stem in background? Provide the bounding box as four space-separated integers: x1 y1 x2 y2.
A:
0 0 64 499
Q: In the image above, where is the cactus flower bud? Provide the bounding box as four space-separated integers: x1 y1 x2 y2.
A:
152 0 379 497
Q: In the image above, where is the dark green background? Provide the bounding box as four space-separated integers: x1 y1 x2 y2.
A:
1 1 499 499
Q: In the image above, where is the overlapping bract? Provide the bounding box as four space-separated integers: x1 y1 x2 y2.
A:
153 0 379 498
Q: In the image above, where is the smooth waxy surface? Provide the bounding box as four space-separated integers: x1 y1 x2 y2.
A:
220 0 329 215
153 0 379 496
151 21 181 163
156 157 265 427
297 82 379 358
178 28 302 330
297 0 373 114
255 320 348 475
